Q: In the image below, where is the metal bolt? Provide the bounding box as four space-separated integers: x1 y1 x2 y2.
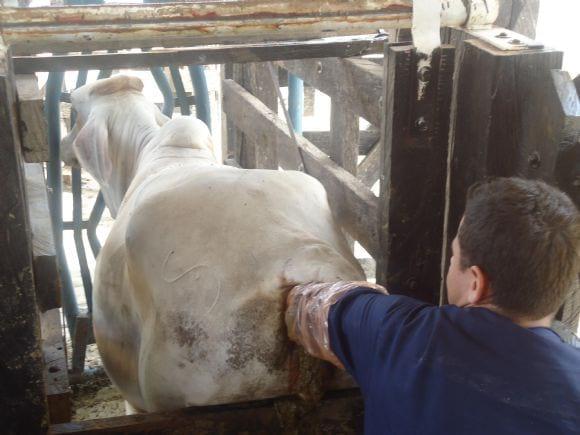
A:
509 38 523 45
418 66 432 82
415 117 428 132
496 32 509 38
528 152 541 169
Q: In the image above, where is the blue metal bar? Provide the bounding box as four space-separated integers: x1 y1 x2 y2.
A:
70 70 94 313
150 67 174 118
87 192 105 258
170 66 191 116
188 65 211 128
288 74 304 134
71 167 93 313
46 71 79 335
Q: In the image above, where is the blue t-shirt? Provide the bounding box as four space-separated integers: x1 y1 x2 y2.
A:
328 290 580 435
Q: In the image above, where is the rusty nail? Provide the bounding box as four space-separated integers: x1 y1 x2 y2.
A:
415 117 428 132
418 66 432 82
528 152 541 169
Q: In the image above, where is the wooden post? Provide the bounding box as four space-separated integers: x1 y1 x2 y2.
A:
240 62 279 169
444 39 566 302
222 63 243 164
377 44 455 304
0 45 47 433
329 100 359 176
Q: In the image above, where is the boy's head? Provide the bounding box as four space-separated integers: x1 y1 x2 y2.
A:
447 177 579 320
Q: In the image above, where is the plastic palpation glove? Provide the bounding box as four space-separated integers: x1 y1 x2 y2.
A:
285 281 388 369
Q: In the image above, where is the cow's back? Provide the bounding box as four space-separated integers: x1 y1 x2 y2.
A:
105 165 363 410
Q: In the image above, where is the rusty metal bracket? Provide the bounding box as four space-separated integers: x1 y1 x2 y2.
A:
469 27 544 51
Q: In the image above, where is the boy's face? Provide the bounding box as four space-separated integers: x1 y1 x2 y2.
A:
446 235 473 307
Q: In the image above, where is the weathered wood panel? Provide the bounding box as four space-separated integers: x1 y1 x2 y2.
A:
240 63 279 169
357 140 381 188
0 46 47 433
377 45 455 304
15 74 49 162
303 130 379 157
329 100 359 176
24 163 61 312
223 79 379 258
444 39 565 301
51 389 363 435
41 308 71 424
279 58 383 126
13 35 386 74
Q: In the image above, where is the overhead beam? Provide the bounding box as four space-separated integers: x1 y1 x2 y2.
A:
13 35 387 74
0 1 498 55
222 79 379 258
280 58 384 126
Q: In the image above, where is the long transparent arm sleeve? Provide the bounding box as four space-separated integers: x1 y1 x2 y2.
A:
285 281 388 368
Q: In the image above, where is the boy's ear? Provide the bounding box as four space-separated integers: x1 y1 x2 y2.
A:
467 265 492 305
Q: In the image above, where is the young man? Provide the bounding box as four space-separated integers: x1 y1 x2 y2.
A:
286 177 580 434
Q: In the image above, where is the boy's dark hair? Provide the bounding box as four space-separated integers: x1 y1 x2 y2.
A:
459 177 580 319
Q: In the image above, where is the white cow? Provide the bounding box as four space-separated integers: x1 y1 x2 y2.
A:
61 75 364 412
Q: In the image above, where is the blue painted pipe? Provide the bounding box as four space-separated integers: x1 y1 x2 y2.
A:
87 192 105 257
288 74 304 134
46 71 79 334
150 67 174 118
188 65 211 129
170 66 191 116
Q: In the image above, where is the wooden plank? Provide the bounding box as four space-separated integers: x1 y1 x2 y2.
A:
303 130 379 156
24 163 61 312
357 140 381 188
279 58 383 126
71 313 91 375
444 39 565 301
13 35 387 74
222 79 379 258
240 62 279 169
0 44 47 433
51 389 363 434
329 100 359 175
377 45 455 305
15 74 49 162
41 309 71 424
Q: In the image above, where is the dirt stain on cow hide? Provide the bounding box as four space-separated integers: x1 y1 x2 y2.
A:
170 311 209 363
225 297 288 374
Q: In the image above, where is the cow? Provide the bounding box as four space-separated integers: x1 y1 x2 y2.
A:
61 74 364 412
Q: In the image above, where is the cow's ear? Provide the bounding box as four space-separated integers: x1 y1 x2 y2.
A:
90 75 144 96
73 115 112 184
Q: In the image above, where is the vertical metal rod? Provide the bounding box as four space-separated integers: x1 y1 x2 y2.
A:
150 66 174 118
71 167 93 313
46 71 78 335
288 73 304 134
71 69 93 313
87 192 105 257
170 66 191 116
188 65 212 129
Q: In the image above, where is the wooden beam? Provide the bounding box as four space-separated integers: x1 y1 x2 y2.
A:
13 35 387 74
15 74 49 162
240 63 279 169
51 389 363 434
330 100 359 175
0 44 47 433
496 0 540 39
41 309 71 424
279 58 383 126
222 79 379 258
377 45 455 305
444 39 565 301
24 163 61 312
357 140 381 188
303 130 379 156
